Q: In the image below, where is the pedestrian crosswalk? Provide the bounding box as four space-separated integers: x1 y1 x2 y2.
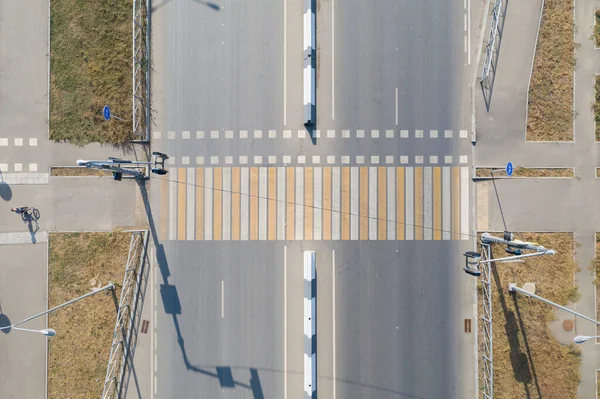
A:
158 166 470 241
153 129 470 140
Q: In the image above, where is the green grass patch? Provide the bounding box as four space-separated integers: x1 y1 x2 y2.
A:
50 0 133 145
527 0 575 141
48 231 132 399
479 232 581 398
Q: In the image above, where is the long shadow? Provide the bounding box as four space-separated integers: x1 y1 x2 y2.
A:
137 180 265 397
489 247 535 398
481 0 509 111
512 293 543 399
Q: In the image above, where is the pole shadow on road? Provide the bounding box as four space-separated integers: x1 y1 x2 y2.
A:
138 180 265 398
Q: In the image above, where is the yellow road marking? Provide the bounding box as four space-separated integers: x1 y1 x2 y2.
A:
268 168 277 240
177 168 186 240
452 167 460 240
378 167 386 240
196 168 204 240
396 167 404 240
286 167 295 240
305 167 313 240
160 175 168 241
250 167 259 240
232 168 240 240
213 167 222 240
341 167 350 240
414 167 423 240
323 167 331 240
360 167 368 240
433 167 442 240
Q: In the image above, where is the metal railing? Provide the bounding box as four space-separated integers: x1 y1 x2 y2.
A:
132 0 150 141
480 0 506 111
102 230 149 398
480 242 493 399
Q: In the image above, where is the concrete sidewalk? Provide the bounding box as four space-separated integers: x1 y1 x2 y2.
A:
474 0 600 397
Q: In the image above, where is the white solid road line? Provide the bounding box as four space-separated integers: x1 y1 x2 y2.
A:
283 246 288 399
221 280 225 318
283 0 287 126
332 249 337 399
332 0 335 120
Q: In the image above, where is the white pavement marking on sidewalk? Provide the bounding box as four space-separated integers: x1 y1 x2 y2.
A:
405 167 414 240
369 167 377 240
332 0 335 121
332 167 341 240
443 167 451 240
168 167 177 240
241 167 249 240
387 166 396 240
314 167 323 240
0 172 49 184
295 167 304 240
284 0 287 126
0 232 48 244
204 168 213 240
284 245 288 399
221 281 225 318
223 167 231 240
277 167 286 240
395 88 398 126
461 167 469 239
187 168 195 240
259 167 267 240
350 167 359 240
332 249 337 399
423 167 432 240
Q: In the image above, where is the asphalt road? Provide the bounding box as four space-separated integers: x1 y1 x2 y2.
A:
150 0 476 398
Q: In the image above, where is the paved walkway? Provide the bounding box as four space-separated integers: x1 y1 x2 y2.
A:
474 0 600 397
0 1 141 398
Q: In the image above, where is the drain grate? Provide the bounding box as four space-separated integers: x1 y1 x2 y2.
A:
464 318 472 333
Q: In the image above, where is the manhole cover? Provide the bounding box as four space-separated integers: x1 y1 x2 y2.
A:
563 319 574 332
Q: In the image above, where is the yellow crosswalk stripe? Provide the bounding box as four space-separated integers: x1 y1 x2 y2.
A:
433 167 442 240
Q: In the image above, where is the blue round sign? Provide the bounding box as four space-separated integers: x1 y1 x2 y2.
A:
506 162 513 177
103 105 111 121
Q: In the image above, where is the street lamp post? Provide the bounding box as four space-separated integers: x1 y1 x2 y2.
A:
0 283 114 337
574 335 600 344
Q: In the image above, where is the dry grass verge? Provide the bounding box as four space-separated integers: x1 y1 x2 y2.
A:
526 0 575 141
476 167 574 178
50 0 132 145
479 232 581 398
51 167 113 177
48 231 131 399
